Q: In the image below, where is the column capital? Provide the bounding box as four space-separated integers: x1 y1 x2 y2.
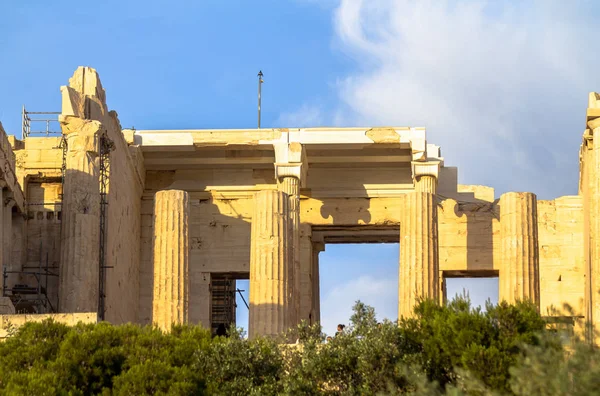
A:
411 160 440 181
60 116 102 155
3 193 15 208
273 142 307 187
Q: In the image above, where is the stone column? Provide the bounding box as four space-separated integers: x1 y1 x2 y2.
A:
398 191 439 318
151 190 190 332
3 197 14 269
59 118 101 313
279 176 300 326
415 175 437 194
274 141 307 329
311 241 325 325
249 190 293 338
498 192 540 306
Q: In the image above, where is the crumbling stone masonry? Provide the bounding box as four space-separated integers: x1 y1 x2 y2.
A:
0 66 598 341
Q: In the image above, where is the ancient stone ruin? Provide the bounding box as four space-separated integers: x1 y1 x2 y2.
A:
0 67 598 340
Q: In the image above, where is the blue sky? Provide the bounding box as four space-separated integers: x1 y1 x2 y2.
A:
1 0 598 335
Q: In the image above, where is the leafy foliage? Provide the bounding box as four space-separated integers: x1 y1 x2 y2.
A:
0 297 592 395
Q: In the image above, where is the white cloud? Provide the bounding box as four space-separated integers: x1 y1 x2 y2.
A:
320 275 397 336
286 0 600 198
276 103 325 128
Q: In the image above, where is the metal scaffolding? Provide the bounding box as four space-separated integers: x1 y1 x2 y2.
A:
98 132 114 320
13 106 116 318
211 276 237 334
21 106 61 138
4 106 64 313
2 246 58 314
3 105 64 311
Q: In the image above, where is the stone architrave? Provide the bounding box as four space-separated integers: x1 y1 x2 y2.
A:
151 190 190 332
398 191 439 318
249 190 293 338
58 117 102 313
498 192 540 306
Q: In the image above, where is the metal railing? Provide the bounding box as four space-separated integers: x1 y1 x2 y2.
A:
22 106 61 138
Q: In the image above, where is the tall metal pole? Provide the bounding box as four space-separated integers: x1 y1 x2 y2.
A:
257 70 264 128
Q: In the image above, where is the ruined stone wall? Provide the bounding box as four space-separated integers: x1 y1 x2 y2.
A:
58 67 144 320
437 198 499 274
13 137 63 191
11 137 63 308
0 124 27 298
0 312 97 339
103 124 144 323
0 124 26 212
24 182 62 309
437 189 585 322
537 197 585 317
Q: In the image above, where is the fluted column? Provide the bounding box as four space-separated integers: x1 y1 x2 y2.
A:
3 198 14 269
498 192 540 306
415 175 437 194
59 120 101 313
311 241 325 325
279 176 300 327
152 190 190 331
249 190 292 338
398 192 439 318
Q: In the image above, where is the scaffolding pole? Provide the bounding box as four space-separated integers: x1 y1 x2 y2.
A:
98 133 114 320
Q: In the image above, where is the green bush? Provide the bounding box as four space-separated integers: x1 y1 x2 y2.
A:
0 297 590 395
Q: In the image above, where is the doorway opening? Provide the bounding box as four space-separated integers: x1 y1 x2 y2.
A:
442 270 499 309
210 273 249 336
319 243 399 337
235 279 250 336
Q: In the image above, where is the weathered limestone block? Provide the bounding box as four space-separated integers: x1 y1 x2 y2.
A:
59 118 101 313
399 192 439 318
0 312 97 339
152 190 190 331
499 192 540 306
249 190 293 338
